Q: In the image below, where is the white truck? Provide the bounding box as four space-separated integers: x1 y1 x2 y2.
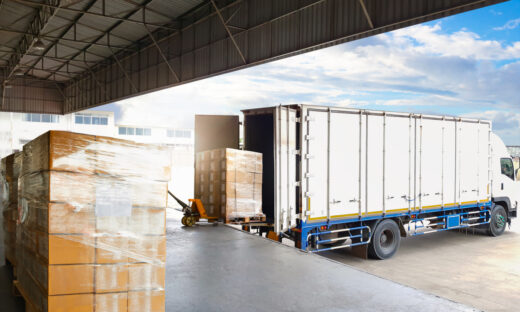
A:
237 105 520 259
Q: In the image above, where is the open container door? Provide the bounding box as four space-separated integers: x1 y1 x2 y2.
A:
194 114 239 206
274 106 299 233
194 114 239 153
243 106 299 234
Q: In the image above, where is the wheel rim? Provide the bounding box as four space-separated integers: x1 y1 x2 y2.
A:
495 214 506 228
380 229 394 251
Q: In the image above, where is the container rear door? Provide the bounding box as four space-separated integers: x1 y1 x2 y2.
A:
274 107 298 233
303 108 329 222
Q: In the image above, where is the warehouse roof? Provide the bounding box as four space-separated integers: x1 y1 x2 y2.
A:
0 0 205 81
0 0 509 114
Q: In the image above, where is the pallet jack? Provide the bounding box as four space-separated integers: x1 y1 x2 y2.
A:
168 191 218 227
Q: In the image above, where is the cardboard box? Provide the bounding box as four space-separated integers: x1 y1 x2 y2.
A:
16 131 169 311
22 131 97 176
40 234 95 265
22 131 171 181
48 294 94 312
48 264 94 295
95 264 129 293
127 236 166 263
128 290 165 312
195 148 264 221
95 293 127 312
128 263 165 291
95 236 129 264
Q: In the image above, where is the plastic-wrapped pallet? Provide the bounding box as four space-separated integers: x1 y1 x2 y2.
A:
195 148 264 222
16 131 170 312
1 152 22 268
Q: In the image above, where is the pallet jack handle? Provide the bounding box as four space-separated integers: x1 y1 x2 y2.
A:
168 190 191 212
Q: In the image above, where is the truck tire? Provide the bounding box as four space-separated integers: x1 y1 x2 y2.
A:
488 205 507 237
368 219 401 260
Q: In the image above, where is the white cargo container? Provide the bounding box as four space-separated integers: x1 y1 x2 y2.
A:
241 105 520 259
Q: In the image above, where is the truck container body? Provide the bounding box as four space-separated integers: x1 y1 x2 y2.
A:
242 105 519 257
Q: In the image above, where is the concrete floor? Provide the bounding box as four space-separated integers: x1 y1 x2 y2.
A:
1 213 474 312
166 217 473 311
321 222 520 312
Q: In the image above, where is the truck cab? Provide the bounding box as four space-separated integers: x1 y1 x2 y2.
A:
491 133 519 226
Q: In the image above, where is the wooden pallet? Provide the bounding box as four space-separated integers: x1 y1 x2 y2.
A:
226 215 266 224
13 280 39 312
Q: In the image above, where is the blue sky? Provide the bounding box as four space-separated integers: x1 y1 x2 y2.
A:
101 0 520 144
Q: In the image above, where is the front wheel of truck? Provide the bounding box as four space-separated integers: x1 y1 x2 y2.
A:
368 219 401 260
488 205 507 237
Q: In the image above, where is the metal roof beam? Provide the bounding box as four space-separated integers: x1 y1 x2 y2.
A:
358 0 374 29
44 0 156 81
144 25 180 82
121 0 177 22
9 0 179 31
0 47 104 65
0 27 136 51
51 14 134 44
5 0 61 80
210 0 246 64
20 0 99 78
109 48 138 93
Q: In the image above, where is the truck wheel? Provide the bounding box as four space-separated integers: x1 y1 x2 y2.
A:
488 205 507 237
368 219 401 260
181 216 187 226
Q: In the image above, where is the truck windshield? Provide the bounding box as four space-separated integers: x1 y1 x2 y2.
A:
501 158 515 180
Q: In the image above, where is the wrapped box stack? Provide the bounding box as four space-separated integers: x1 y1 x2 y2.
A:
16 131 170 312
195 148 264 222
1 152 22 267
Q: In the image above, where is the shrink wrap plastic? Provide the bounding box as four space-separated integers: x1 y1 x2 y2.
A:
195 148 264 221
1 152 22 266
13 131 169 312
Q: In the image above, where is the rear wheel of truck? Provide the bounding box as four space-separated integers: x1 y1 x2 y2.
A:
488 205 507 237
368 219 401 260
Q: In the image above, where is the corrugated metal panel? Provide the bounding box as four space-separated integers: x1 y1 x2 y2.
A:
0 78 63 114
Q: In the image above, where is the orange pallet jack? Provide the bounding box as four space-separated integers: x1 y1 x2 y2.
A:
168 191 218 227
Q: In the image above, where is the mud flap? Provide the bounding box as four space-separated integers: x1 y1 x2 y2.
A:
351 244 368 259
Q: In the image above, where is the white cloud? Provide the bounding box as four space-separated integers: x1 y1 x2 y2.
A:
494 18 520 30
462 110 520 145
116 23 520 143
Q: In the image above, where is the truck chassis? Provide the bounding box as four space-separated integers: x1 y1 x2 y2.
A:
295 200 495 258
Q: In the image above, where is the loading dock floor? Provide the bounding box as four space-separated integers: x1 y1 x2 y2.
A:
165 217 471 311
321 222 520 312
1 216 473 311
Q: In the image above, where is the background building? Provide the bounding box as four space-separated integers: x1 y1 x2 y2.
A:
0 111 194 206
508 146 520 177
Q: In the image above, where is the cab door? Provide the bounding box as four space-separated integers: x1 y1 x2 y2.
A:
497 157 520 210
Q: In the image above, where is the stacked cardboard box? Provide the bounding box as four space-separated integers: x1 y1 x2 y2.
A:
195 148 263 222
1 152 22 266
16 131 170 312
